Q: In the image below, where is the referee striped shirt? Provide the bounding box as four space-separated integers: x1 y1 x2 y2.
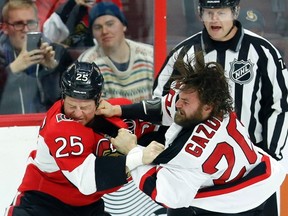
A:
153 21 288 161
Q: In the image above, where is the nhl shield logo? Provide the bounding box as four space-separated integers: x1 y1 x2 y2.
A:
229 59 254 84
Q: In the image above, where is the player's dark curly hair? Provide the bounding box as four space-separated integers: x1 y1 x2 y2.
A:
173 52 233 118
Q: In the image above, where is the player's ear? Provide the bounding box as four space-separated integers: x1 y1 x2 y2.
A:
203 104 213 114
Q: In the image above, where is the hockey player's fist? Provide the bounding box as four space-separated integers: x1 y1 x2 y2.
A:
143 141 164 164
111 128 137 155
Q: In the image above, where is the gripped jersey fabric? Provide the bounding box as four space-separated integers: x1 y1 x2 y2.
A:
153 21 288 162
78 39 154 103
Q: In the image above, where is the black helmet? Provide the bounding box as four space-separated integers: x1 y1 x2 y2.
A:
199 0 240 8
61 61 104 104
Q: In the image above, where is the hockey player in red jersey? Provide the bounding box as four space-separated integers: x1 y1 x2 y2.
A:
4 61 162 216
97 53 286 215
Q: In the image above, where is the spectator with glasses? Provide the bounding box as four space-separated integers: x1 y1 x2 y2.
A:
5 19 39 31
0 0 73 114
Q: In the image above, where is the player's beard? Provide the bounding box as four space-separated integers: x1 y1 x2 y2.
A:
174 107 204 128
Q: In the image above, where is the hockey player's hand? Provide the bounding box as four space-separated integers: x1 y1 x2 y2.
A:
96 100 122 117
143 141 164 164
111 128 137 155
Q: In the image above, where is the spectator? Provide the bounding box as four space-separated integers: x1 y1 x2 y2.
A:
78 2 154 103
0 0 73 114
153 0 288 215
4 60 163 216
97 53 286 216
43 0 123 47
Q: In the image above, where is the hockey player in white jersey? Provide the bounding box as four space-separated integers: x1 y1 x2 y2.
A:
96 53 286 215
152 0 288 214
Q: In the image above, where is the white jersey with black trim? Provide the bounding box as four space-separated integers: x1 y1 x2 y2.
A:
130 87 286 213
153 21 288 163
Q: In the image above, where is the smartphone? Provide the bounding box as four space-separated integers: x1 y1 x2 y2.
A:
26 32 42 51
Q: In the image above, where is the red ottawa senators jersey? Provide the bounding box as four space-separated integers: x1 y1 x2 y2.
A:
17 99 157 206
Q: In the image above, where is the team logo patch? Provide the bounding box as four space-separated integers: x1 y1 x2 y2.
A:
95 138 120 157
229 59 254 84
56 113 73 122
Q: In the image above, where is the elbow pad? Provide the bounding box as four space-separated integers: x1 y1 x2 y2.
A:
143 98 162 117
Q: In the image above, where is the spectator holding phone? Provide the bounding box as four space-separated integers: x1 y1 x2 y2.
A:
0 0 73 114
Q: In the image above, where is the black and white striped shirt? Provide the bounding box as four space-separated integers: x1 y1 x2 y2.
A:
153 21 288 161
